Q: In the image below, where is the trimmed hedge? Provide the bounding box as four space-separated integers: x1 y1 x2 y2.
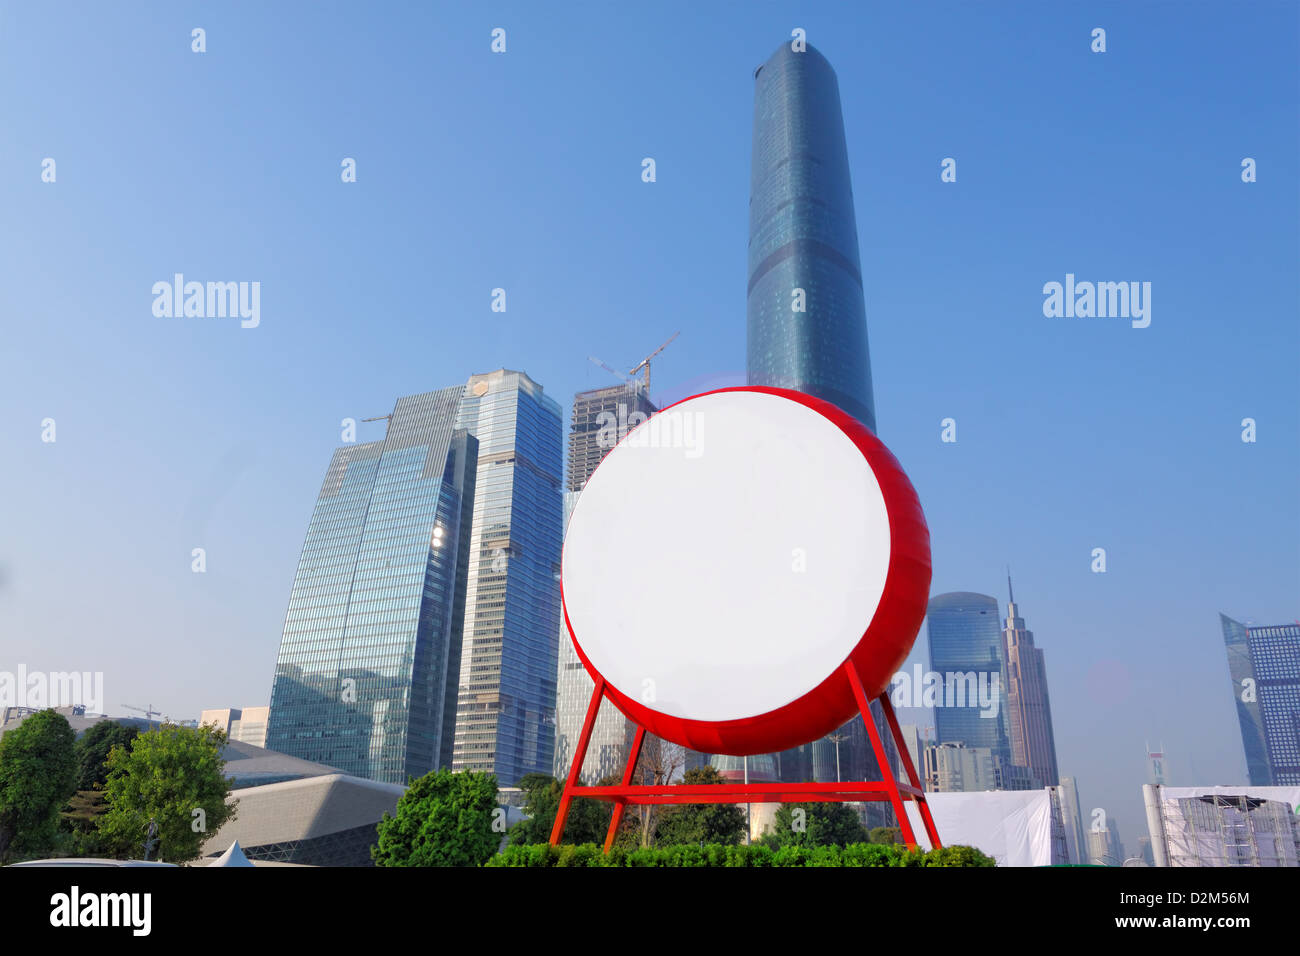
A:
486 842 996 867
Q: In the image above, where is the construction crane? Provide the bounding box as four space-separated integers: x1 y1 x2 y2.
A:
588 332 681 395
587 355 639 392
122 703 164 731
630 332 679 393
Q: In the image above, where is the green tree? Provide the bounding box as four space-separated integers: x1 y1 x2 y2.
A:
869 825 903 845
0 709 78 862
761 801 869 848
61 790 111 857
97 724 237 863
654 766 746 846
507 773 613 846
74 720 138 791
373 768 499 866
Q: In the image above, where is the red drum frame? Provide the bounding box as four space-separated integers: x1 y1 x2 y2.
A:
551 387 941 851
549 660 942 851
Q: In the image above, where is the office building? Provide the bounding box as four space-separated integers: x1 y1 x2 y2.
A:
746 40 876 432
566 384 657 493
452 370 563 786
200 706 270 748
927 593 1014 768
266 388 478 784
924 741 999 793
744 41 895 801
1221 614 1300 785
1001 576 1060 786
1057 776 1088 866
555 384 670 784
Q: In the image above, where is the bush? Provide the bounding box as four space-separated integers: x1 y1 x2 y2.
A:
372 768 499 867
485 842 995 867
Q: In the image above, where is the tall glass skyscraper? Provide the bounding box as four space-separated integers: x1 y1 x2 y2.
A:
747 41 876 433
452 370 563 786
744 41 891 794
1221 614 1300 785
266 388 478 784
927 592 1014 771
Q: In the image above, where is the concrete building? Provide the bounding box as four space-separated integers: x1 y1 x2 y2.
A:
924 741 1000 793
200 706 270 748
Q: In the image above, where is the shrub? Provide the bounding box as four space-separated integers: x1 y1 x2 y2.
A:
485 842 995 867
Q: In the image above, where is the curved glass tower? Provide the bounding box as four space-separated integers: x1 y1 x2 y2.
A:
747 42 876 433
927 592 1013 768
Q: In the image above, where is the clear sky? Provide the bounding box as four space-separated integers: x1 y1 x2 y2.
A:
2 1 1296 849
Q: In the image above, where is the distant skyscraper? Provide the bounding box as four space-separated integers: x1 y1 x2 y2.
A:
452 370 563 786
1057 776 1088 866
1221 614 1300 785
897 724 928 788
745 41 893 797
746 41 876 432
1147 743 1168 786
927 593 1014 770
1000 576 1060 786
266 388 478 784
554 385 656 784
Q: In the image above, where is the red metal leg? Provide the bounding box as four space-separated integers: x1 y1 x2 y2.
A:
549 665 942 854
603 725 646 852
549 675 604 845
844 659 919 849
879 690 942 849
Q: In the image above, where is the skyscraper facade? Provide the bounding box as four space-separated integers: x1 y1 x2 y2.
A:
744 41 894 797
1001 577 1060 786
1057 776 1088 865
1221 614 1300 785
927 592 1014 771
554 384 656 784
266 388 478 784
452 370 563 786
566 384 657 493
746 41 876 432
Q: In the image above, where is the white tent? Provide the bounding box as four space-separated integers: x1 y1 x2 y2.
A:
207 840 255 867
904 789 1057 866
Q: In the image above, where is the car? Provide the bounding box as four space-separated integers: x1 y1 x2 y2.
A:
6 858 177 867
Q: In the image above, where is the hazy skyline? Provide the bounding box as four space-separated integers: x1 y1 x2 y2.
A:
3 2 1296 846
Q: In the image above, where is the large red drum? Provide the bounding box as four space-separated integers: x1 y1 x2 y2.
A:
561 386 931 756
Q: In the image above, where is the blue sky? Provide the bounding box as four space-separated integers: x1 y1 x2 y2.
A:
2 1 1296 848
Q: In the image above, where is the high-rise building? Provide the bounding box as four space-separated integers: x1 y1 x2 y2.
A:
897 724 928 788
1147 743 1168 786
1221 614 1300 785
553 385 656 784
1000 576 1060 787
923 741 999 793
746 41 876 432
927 592 1014 770
452 370 563 786
200 706 270 748
566 384 657 493
744 41 895 798
1057 776 1089 866
1086 820 1125 866
266 388 478 784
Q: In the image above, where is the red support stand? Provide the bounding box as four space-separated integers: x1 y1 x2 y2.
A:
549 660 942 851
